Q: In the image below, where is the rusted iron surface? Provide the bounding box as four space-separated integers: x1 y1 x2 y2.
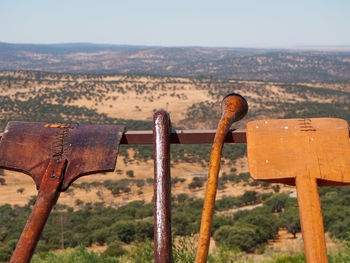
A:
195 94 248 263
0 121 125 263
10 159 66 263
0 122 125 190
153 111 173 263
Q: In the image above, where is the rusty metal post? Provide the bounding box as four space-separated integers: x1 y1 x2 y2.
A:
10 159 66 263
153 111 173 263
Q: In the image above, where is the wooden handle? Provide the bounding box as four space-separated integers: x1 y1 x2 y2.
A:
153 111 173 263
10 159 66 263
195 94 248 263
295 175 328 263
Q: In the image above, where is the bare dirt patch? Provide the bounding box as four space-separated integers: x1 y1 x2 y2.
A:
266 229 343 255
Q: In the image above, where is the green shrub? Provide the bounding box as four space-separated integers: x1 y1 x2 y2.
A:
128 240 154 263
146 178 154 184
112 222 135 243
136 180 145 187
171 177 186 185
0 244 12 262
272 185 281 193
134 221 154 240
104 241 127 257
280 207 301 238
215 196 240 211
176 193 189 203
0 178 6 185
126 170 134 178
264 193 289 213
172 212 199 236
188 176 206 189
270 253 305 263
238 212 279 243
212 215 234 234
92 228 110 245
214 225 257 252
188 180 203 189
172 236 196 263
240 191 259 205
31 246 119 263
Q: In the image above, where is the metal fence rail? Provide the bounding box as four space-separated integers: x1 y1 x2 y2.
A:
120 129 246 144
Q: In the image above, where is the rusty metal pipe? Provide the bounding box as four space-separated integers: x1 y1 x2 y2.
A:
153 111 173 263
195 93 248 263
10 159 67 263
120 129 246 144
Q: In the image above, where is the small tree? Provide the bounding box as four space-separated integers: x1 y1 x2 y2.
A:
0 178 5 185
104 241 127 257
280 208 301 238
214 225 257 252
272 185 281 193
264 193 288 213
126 170 134 178
188 177 205 189
240 191 259 205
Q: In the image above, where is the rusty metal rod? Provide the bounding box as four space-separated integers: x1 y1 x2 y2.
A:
153 111 173 263
114 129 246 144
10 159 66 263
195 94 248 263
0 129 246 144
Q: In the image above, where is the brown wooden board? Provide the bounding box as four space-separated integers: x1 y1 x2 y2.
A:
247 117 350 263
247 118 350 186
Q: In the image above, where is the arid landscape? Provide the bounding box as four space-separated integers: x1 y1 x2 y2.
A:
1 0 349 261
0 43 350 262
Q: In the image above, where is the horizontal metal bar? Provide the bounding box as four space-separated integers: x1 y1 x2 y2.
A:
120 129 246 144
0 130 246 145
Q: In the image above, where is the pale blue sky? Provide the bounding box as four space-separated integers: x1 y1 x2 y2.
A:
1 0 349 47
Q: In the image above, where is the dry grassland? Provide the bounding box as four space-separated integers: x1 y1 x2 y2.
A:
0 71 348 208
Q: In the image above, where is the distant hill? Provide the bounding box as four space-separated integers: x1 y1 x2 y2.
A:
1 42 349 82
0 42 150 54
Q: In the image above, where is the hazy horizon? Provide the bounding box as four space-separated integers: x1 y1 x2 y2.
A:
1 41 350 51
1 0 349 48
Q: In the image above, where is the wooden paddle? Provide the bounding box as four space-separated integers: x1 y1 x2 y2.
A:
246 118 350 263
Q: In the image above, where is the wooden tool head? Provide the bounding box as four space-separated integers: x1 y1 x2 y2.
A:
247 118 350 186
0 122 125 190
221 93 248 125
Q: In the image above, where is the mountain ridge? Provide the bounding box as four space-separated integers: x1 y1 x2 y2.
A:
1 42 349 82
